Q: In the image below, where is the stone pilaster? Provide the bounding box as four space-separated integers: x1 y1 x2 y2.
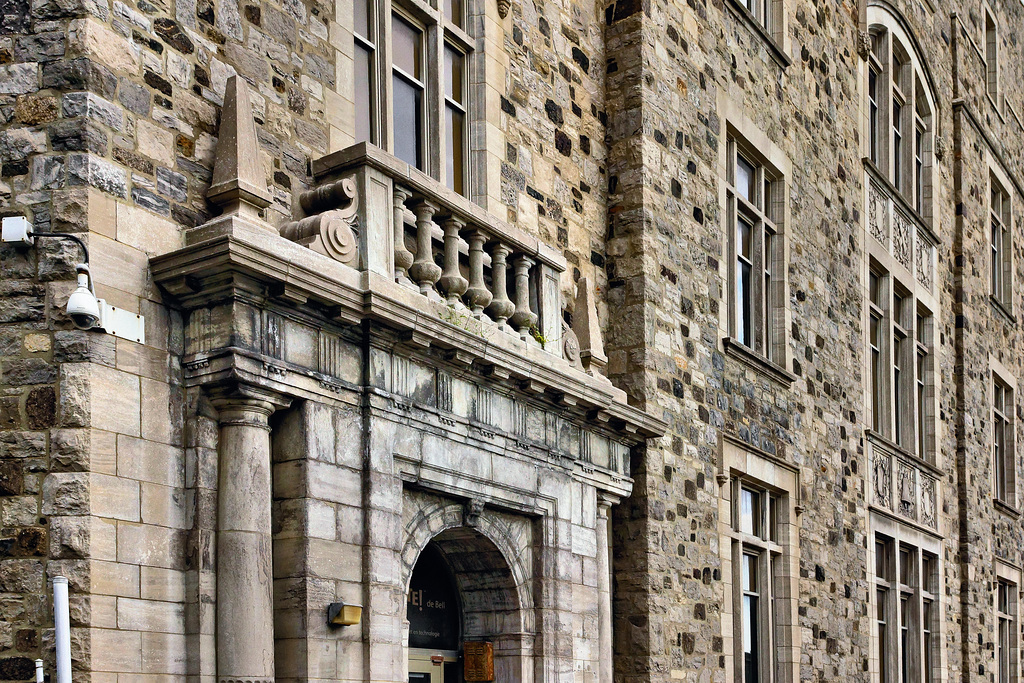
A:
210 386 290 683
597 494 615 683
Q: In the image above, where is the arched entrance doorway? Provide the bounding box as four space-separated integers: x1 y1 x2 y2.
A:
406 526 526 683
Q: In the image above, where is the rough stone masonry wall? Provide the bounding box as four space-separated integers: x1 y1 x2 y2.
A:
500 0 612 312
597 0 1016 680
949 0 1024 676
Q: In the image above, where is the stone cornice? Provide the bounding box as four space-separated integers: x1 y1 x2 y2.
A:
151 217 667 442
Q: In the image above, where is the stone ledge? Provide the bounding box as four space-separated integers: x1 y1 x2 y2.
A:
722 336 796 385
150 216 666 441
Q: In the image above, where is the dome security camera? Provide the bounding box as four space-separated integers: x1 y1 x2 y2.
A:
66 264 102 330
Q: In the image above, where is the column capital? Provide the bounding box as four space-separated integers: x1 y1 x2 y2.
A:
597 492 620 514
207 383 291 429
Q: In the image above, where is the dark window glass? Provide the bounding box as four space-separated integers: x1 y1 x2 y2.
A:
392 15 421 77
393 73 423 169
355 43 373 144
737 217 753 347
444 45 465 194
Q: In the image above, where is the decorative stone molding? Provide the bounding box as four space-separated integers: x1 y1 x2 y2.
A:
279 210 358 265
869 434 939 531
497 0 510 17
865 161 937 292
857 29 872 59
464 499 485 527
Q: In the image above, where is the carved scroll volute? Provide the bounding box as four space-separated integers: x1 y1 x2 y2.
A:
280 176 359 265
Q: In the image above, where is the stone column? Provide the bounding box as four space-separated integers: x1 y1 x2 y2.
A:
596 495 615 683
211 389 287 683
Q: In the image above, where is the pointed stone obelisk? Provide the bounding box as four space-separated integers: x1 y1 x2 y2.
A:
573 277 611 383
206 75 272 224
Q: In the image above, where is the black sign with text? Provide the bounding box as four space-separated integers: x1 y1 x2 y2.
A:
407 543 460 650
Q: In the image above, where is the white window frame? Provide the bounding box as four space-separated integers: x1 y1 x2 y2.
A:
866 261 936 462
984 7 999 106
718 440 800 683
990 171 1013 313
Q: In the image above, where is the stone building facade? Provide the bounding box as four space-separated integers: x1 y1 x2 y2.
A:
0 0 1022 677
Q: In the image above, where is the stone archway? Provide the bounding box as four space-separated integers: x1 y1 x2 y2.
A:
404 522 534 683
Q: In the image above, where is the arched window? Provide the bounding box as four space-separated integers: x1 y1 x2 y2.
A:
865 9 935 221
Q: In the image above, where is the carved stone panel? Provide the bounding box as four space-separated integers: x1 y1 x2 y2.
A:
915 231 934 290
897 459 916 519
873 450 891 509
920 475 936 529
869 182 888 245
893 209 911 269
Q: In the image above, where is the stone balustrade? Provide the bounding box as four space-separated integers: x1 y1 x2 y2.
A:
286 143 567 352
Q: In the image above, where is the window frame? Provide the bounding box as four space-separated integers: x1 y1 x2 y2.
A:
869 517 942 683
863 14 935 225
720 122 790 379
995 563 1020 683
719 441 800 683
991 359 1017 510
990 174 1013 311
984 8 999 107
352 0 474 195
866 261 935 462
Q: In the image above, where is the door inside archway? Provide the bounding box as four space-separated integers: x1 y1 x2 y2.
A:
407 542 461 683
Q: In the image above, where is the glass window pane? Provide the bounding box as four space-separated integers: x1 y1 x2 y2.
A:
446 105 464 194
740 488 759 536
876 540 889 580
392 15 421 78
736 155 755 202
742 553 759 591
445 45 464 103
743 594 759 683
393 73 422 169
354 0 370 38
444 0 463 27
738 217 752 259
355 43 373 144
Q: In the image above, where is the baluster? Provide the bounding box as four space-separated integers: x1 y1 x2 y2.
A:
509 255 537 341
408 200 441 296
464 230 492 317
438 216 469 306
485 243 515 327
393 186 414 283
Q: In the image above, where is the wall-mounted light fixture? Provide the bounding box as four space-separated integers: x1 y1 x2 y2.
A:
2 216 145 343
327 601 363 627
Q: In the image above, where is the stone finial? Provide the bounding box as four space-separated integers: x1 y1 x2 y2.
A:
572 277 610 379
207 75 272 220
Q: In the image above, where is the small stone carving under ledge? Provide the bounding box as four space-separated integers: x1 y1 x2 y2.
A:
279 177 359 265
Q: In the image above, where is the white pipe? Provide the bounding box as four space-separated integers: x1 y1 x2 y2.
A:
53 577 71 683
34 659 43 683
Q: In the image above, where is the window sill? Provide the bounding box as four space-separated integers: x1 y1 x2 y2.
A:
865 429 943 478
990 295 1017 325
994 498 1021 519
722 0 792 69
723 337 797 385
986 92 1006 124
